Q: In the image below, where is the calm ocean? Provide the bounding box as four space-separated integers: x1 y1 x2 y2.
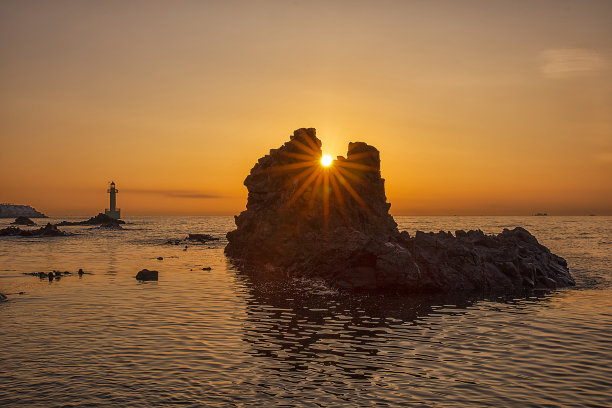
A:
1 216 611 407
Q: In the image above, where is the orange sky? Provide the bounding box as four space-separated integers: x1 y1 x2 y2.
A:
1 1 611 216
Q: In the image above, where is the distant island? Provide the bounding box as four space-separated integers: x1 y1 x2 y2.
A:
0 204 47 218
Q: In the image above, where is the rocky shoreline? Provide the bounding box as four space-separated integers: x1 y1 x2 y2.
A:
226 128 575 293
0 223 72 237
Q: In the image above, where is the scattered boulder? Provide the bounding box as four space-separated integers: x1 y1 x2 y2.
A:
202 267 212 271
1 223 71 237
157 257 164 260
225 128 575 294
12 216 36 226
136 269 158 281
0 293 7 302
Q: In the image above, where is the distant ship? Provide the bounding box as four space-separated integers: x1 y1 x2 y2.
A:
0 203 47 218
533 213 548 216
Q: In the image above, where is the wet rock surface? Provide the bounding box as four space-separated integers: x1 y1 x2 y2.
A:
225 128 575 293
0 223 71 237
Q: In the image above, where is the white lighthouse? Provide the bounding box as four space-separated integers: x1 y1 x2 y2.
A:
105 181 121 219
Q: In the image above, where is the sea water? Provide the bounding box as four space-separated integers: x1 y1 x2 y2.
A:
1 216 611 406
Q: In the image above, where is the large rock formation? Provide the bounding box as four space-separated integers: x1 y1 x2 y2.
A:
225 128 574 293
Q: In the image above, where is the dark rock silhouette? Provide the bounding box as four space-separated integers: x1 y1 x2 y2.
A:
225 128 574 293
166 233 219 245
56 213 125 227
24 270 71 278
187 233 219 242
136 269 158 281
0 204 47 218
11 216 36 226
0 223 71 237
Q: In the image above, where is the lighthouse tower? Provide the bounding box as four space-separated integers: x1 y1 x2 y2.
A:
105 181 121 219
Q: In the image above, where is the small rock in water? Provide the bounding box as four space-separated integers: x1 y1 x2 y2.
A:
11 216 36 226
157 257 164 260
78 268 84 276
0 293 7 302
187 233 219 243
202 267 212 271
136 269 158 281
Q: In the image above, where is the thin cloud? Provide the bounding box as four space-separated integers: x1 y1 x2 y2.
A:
122 188 222 199
540 48 607 79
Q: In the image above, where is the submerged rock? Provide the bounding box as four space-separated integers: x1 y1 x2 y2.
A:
0 223 71 237
136 269 158 281
11 216 36 226
225 128 574 293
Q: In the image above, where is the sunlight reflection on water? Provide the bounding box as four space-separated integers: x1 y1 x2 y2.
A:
0 216 611 406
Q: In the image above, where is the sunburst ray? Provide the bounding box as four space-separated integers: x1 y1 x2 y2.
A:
286 166 321 207
332 168 371 213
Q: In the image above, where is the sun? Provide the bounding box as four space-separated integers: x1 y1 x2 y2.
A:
321 154 333 167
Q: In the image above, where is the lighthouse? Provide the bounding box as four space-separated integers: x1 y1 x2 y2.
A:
105 181 121 219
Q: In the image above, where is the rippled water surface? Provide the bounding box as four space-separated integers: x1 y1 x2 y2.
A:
1 216 611 406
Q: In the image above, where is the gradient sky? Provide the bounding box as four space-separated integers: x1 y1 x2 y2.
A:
1 0 611 215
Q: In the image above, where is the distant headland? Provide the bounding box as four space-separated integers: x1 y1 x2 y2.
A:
0 204 47 218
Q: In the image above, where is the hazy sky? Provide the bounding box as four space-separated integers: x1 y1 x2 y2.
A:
1 0 611 215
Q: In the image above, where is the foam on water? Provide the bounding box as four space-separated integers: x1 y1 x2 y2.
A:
1 216 611 406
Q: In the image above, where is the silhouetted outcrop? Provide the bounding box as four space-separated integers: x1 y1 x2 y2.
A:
0 204 47 218
56 213 125 226
11 216 36 226
0 223 71 237
225 128 574 293
136 269 158 281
